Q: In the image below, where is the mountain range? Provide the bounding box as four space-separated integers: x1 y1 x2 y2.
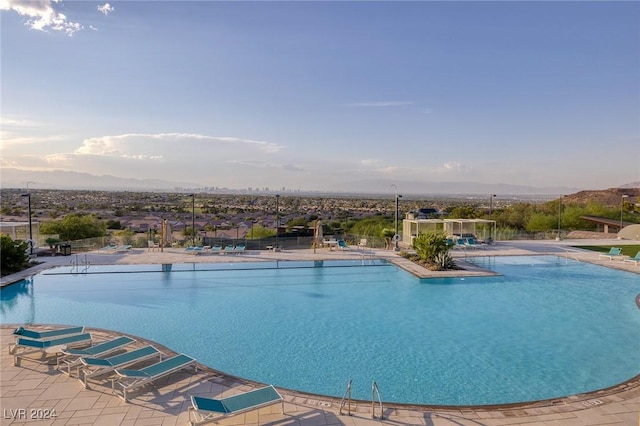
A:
2 167 635 196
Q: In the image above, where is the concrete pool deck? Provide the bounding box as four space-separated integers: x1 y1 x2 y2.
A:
1 239 639 425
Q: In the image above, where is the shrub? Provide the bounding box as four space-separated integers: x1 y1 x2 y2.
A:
1 234 30 276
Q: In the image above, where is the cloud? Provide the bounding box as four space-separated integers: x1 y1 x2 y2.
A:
343 101 414 108
0 0 83 36
97 3 114 15
75 133 284 158
360 159 379 166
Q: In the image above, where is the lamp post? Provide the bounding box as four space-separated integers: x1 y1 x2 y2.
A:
275 194 280 250
21 192 33 255
489 194 496 240
620 195 629 232
190 194 195 246
557 195 563 241
391 185 402 251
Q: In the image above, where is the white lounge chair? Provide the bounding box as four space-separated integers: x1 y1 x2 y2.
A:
599 247 622 260
57 335 135 375
189 385 283 425
112 353 197 402
13 333 93 366
623 251 640 266
11 325 85 350
78 345 162 388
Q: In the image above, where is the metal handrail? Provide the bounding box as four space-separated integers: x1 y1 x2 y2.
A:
372 381 383 419
339 379 353 416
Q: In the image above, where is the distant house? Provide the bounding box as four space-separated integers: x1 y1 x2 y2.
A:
407 208 441 220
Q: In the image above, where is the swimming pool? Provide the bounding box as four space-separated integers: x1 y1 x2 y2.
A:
1 256 639 406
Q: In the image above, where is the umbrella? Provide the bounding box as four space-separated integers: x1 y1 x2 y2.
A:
314 220 323 252
161 220 173 250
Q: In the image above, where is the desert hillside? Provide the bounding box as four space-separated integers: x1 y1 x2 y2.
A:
561 186 639 207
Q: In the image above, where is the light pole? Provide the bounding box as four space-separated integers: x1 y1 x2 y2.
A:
557 195 563 241
190 194 195 246
21 192 33 255
489 194 496 240
621 195 629 232
275 194 280 250
391 185 402 251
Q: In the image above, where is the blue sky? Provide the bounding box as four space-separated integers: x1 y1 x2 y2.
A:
2 1 639 192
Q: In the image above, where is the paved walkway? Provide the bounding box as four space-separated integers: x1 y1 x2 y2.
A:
1 240 639 425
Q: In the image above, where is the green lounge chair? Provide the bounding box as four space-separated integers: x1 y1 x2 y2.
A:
12 325 84 343
112 353 197 402
221 245 235 254
57 336 135 375
188 385 283 425
599 247 622 260
78 345 162 388
623 251 640 266
13 333 93 366
337 239 350 251
233 244 246 254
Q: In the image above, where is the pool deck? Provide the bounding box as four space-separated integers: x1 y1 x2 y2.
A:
1 239 639 425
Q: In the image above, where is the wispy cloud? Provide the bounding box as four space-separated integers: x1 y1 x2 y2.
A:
343 101 414 108
97 3 114 16
0 0 82 36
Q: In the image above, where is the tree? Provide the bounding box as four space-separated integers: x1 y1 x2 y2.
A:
412 232 455 270
39 214 106 241
1 235 29 276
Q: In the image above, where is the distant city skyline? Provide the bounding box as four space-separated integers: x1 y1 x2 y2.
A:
1 1 639 193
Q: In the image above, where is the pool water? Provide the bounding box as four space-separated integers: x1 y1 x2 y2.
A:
1 257 639 406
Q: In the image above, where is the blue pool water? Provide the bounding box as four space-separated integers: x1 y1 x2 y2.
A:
1 256 639 406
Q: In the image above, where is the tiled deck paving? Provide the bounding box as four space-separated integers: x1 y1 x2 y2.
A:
1 240 639 425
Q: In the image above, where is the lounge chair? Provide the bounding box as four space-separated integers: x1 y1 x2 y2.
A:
337 239 350 250
464 237 480 249
78 345 162 388
57 335 135 375
189 385 283 425
13 333 93 366
12 325 84 343
210 245 222 254
623 251 640 266
111 353 197 402
599 247 622 260
114 245 132 253
233 244 246 254
221 245 235 255
185 246 204 255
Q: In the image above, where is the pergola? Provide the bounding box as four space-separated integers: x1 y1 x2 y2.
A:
402 218 496 245
0 221 41 247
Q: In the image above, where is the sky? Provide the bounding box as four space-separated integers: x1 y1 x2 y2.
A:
1 0 639 193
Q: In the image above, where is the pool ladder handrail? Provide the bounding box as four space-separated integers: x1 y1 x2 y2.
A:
338 379 383 419
372 380 384 419
339 379 353 416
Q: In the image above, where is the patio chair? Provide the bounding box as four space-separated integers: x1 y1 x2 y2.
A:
13 333 93 366
57 335 135 375
78 345 163 388
210 245 222 254
188 385 283 425
148 240 160 251
598 247 622 260
11 325 84 345
221 245 235 255
623 251 640 266
111 353 197 402
233 244 246 254
337 239 350 250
